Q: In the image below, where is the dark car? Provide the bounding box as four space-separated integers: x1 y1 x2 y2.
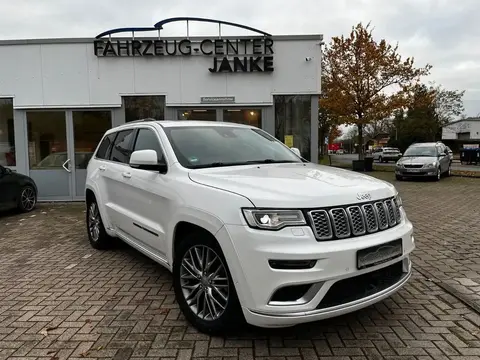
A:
0 165 38 212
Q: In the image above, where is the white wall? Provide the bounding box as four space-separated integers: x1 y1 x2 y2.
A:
0 37 322 108
442 120 480 140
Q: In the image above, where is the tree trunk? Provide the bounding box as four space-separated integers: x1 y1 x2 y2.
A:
357 123 364 160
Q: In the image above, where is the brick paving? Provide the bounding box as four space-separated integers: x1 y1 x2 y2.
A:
1 174 480 359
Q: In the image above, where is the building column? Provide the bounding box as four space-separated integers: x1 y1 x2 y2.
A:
263 105 275 136
13 110 28 175
310 95 319 163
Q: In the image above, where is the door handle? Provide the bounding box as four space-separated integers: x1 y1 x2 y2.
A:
122 172 132 178
99 165 106 171
62 159 71 173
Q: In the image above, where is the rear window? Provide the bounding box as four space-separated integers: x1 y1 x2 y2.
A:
96 133 116 160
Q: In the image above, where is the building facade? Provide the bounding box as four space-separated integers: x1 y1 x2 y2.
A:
0 18 323 201
442 117 480 141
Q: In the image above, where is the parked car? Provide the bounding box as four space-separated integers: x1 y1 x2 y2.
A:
85 120 415 334
372 147 402 162
446 146 454 163
395 142 451 181
0 165 38 212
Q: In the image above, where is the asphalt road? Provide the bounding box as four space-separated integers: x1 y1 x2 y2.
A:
331 153 480 172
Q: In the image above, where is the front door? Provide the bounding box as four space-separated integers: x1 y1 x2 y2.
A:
26 110 111 201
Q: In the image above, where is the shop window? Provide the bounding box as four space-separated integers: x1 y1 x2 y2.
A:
124 95 165 122
223 109 262 128
178 109 216 121
0 98 15 167
274 95 312 161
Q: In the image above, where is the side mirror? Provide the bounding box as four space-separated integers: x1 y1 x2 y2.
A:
290 147 301 157
129 149 167 173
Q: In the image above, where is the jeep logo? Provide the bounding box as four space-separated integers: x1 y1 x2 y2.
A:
356 192 371 201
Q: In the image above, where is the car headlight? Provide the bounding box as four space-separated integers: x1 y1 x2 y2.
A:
426 162 437 168
242 209 306 230
394 193 403 208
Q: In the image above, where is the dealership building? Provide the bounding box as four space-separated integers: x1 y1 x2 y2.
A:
0 17 323 201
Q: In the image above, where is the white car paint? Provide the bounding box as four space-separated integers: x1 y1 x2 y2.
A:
85 120 415 330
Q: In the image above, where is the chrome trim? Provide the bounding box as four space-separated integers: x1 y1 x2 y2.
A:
268 282 325 306
361 203 379 233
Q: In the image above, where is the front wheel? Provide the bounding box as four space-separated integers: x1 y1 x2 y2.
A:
18 185 37 212
173 232 244 335
86 198 111 250
434 168 441 181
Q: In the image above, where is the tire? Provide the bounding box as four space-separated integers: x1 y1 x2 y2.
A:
379 156 383 163
434 168 441 181
86 197 111 250
17 185 37 212
446 165 451 177
395 175 403 181
173 231 244 335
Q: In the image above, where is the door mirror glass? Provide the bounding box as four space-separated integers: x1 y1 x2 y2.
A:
130 149 167 172
290 147 301 157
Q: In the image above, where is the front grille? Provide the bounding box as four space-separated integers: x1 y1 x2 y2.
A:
316 260 405 309
403 164 423 169
308 197 401 241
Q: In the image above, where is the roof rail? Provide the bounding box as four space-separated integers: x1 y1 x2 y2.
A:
126 118 157 123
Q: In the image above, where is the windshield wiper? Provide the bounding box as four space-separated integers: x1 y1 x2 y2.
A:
245 159 299 164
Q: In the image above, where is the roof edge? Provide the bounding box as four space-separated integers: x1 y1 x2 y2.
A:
0 34 323 46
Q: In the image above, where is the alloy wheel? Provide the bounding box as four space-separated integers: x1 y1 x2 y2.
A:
21 187 36 211
180 245 230 321
88 202 101 241
437 168 441 180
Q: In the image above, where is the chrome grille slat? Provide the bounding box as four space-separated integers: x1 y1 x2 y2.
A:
347 206 366 236
329 208 350 238
309 197 401 241
308 209 333 240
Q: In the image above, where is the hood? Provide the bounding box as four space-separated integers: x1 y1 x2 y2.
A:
398 156 437 165
188 163 396 208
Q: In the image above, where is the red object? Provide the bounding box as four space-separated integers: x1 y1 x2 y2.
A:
328 143 340 151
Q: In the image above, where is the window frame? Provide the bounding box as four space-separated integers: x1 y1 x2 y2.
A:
94 132 117 161
108 129 136 165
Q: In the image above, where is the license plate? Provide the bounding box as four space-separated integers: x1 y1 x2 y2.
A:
356 239 403 270
406 168 421 172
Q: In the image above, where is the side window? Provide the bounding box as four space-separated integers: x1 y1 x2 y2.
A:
110 129 135 164
95 133 116 160
133 128 165 162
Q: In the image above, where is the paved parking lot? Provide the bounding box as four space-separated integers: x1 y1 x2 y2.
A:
1 173 480 360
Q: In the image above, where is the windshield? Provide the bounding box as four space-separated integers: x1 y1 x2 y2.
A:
163 126 303 169
403 146 437 157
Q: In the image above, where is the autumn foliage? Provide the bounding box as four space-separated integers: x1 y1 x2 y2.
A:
321 22 432 158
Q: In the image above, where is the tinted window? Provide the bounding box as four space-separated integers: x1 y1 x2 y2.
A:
96 133 116 159
110 129 135 164
163 126 302 169
133 128 165 162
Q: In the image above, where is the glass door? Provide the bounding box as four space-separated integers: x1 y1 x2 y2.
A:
27 111 72 201
70 110 112 200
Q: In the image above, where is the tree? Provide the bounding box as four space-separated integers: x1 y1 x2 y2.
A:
387 83 465 151
321 22 432 159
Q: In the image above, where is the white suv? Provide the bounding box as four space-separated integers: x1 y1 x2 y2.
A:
85 119 415 334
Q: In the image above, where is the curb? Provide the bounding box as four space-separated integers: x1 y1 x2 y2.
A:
414 267 480 315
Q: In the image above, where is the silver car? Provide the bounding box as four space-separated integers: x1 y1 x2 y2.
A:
395 142 451 181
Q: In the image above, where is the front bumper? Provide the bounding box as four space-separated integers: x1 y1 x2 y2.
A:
217 212 415 328
396 167 436 177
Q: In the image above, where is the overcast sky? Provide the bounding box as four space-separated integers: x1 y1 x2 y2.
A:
1 0 479 117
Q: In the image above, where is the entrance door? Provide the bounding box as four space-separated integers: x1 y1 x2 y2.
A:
27 111 71 201
70 110 111 200
26 110 112 201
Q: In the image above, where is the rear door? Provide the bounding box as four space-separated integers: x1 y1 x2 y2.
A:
0 166 19 210
102 129 137 233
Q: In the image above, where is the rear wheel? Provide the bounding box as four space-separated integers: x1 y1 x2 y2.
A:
18 185 36 212
173 231 244 335
86 197 111 250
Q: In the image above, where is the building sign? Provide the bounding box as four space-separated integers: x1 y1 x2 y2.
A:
93 38 274 73
201 96 235 104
